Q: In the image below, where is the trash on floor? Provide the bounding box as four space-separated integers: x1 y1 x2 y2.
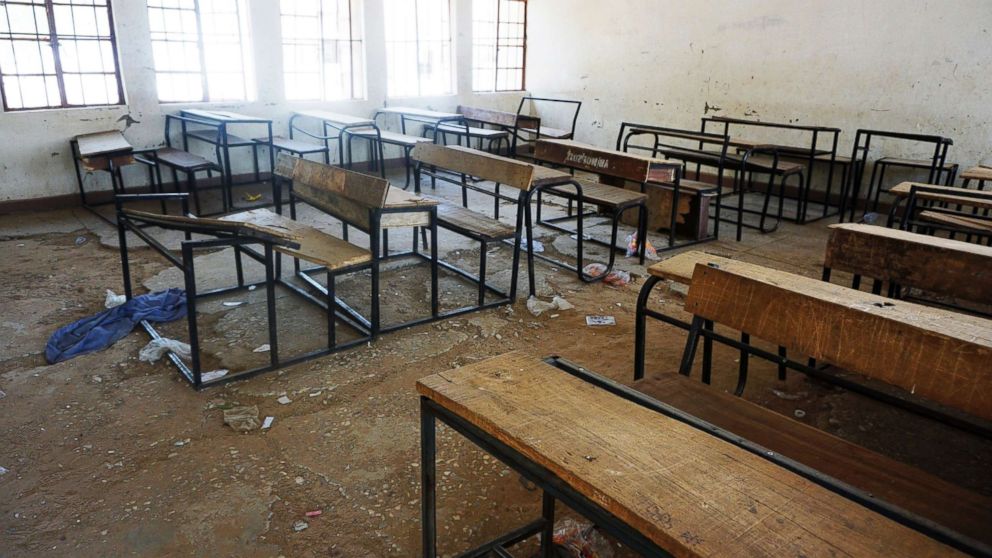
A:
625 232 659 260
277 395 292 405
222 301 246 307
582 264 632 287
104 289 127 309
527 295 575 317
244 192 263 202
305 510 322 517
585 315 616 326
252 344 271 353
519 236 545 253
550 518 614 558
138 337 191 364
223 405 261 431
261 416 275 429
45 289 187 364
293 520 308 532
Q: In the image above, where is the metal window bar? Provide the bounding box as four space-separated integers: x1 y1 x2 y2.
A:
0 0 124 111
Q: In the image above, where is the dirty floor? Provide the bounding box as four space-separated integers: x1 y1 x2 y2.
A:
1 173 989 557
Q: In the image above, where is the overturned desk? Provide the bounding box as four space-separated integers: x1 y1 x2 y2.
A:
418 351 966 557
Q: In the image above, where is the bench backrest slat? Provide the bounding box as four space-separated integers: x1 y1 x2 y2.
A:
287 154 390 209
534 138 674 183
825 223 992 306
121 209 296 244
457 105 539 130
411 143 535 191
684 261 992 421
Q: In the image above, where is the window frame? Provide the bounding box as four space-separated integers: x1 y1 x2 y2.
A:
147 0 254 104
472 0 527 93
383 0 454 98
280 0 366 102
0 0 126 112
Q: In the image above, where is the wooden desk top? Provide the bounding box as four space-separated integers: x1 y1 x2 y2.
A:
181 109 270 123
76 131 132 158
437 144 572 187
378 106 462 120
384 186 439 209
647 250 735 284
417 351 960 557
295 110 375 127
962 166 992 181
890 182 992 211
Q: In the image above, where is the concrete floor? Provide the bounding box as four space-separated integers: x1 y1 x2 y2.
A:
0 171 989 557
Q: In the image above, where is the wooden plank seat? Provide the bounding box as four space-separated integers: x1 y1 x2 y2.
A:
347 128 432 146
647 250 734 284
962 165 992 182
545 177 647 209
153 147 219 172
824 223 992 306
252 135 328 155
432 200 517 241
889 181 992 211
919 210 992 233
419 351 965 557
220 208 372 270
634 372 992 549
425 122 510 139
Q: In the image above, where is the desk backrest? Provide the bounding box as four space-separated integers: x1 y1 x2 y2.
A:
412 143 535 191
534 138 675 183
684 260 992 421
457 105 539 130
277 153 390 230
824 223 992 306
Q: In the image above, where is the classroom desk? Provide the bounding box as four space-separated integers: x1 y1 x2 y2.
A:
179 109 276 209
373 106 468 142
289 110 382 175
702 116 843 223
71 131 158 223
418 351 964 557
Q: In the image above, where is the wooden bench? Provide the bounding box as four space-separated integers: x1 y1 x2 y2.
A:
889 181 992 242
534 139 707 252
823 223 992 306
347 128 433 188
411 143 530 303
289 110 385 178
422 105 540 156
418 351 975 557
114 189 375 388
413 143 648 293
278 154 449 335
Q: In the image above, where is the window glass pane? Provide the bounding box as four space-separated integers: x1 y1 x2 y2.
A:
472 0 525 92
384 0 451 97
280 0 363 101
1 0 124 110
147 0 252 102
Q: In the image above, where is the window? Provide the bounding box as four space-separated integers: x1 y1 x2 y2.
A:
147 0 253 103
0 0 124 111
383 0 452 97
280 0 364 101
472 0 525 92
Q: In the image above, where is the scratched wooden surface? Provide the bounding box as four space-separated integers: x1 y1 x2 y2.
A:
889 181 992 211
534 139 676 183
825 223 992 305
919 211 992 233
417 351 960 557
684 262 992 421
412 143 536 191
648 251 734 284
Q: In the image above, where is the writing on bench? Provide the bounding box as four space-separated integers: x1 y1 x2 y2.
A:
564 149 610 170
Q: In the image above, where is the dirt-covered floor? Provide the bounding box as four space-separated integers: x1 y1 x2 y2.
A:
1 172 989 557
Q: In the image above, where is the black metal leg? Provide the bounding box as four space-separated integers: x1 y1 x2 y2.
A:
327 270 336 349
540 492 555 558
264 244 279 367
702 319 714 384
735 332 750 396
478 241 487 307
634 276 662 381
117 213 133 299
182 243 202 387
431 213 439 318
777 346 787 381
420 398 437 558
678 316 704 376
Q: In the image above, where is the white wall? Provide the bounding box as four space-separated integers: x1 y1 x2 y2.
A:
0 0 523 202
526 0 992 166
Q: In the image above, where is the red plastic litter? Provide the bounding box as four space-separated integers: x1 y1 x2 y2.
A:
305 510 322 517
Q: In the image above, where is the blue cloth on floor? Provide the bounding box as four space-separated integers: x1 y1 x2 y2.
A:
45 289 187 364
